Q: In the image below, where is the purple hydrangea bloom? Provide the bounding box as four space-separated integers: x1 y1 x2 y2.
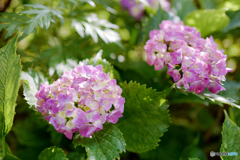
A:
35 63 125 139
120 0 171 20
144 20 232 94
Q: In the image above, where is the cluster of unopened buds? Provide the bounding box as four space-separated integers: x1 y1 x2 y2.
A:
120 0 171 20
35 63 125 139
144 20 232 94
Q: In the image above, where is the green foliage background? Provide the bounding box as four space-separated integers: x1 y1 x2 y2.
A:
1 0 240 159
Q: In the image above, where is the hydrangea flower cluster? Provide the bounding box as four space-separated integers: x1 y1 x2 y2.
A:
35 63 125 139
120 0 171 20
144 20 232 94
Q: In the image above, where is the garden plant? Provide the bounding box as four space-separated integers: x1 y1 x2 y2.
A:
0 0 240 159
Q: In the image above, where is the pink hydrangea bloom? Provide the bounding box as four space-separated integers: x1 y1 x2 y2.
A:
120 0 171 20
144 20 232 94
35 63 125 139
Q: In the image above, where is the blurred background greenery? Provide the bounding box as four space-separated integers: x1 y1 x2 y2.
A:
1 0 240 159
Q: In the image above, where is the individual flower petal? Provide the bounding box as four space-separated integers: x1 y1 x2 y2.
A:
107 110 123 124
176 77 189 89
188 79 208 94
154 58 164 70
183 69 199 83
207 81 226 94
167 69 181 82
146 53 157 66
191 58 208 74
100 97 115 111
86 96 100 110
78 124 97 138
170 49 182 65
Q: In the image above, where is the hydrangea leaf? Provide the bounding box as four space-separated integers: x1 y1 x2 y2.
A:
172 0 197 20
12 113 50 148
159 84 175 99
82 50 118 80
0 34 21 138
220 111 240 160
38 146 68 160
21 69 49 109
117 81 171 153
66 152 85 160
176 86 240 109
223 10 240 32
73 123 126 160
185 9 230 37
188 158 200 160
179 145 207 160
230 107 240 127
198 93 240 109
139 125 196 160
198 0 216 9
50 50 118 79
218 79 240 103
142 6 169 40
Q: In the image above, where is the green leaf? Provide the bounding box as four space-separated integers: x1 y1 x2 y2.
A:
0 13 28 39
176 86 240 109
218 0 240 11
185 9 230 37
230 107 240 127
71 13 120 43
0 142 20 160
188 158 200 160
170 91 210 105
218 79 240 103
21 69 49 108
82 50 117 79
139 125 196 160
223 10 240 32
73 124 126 160
38 146 68 160
159 84 175 99
197 108 215 130
179 146 207 160
0 34 21 138
171 0 197 20
117 81 171 153
198 0 217 9
199 93 240 109
47 126 63 146
0 137 20 160
67 152 85 160
142 6 169 40
20 3 63 34
48 50 119 79
12 113 50 148
220 110 240 160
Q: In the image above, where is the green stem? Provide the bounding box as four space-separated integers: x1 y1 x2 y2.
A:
1 137 20 160
228 107 235 121
2 136 6 158
4 153 21 160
